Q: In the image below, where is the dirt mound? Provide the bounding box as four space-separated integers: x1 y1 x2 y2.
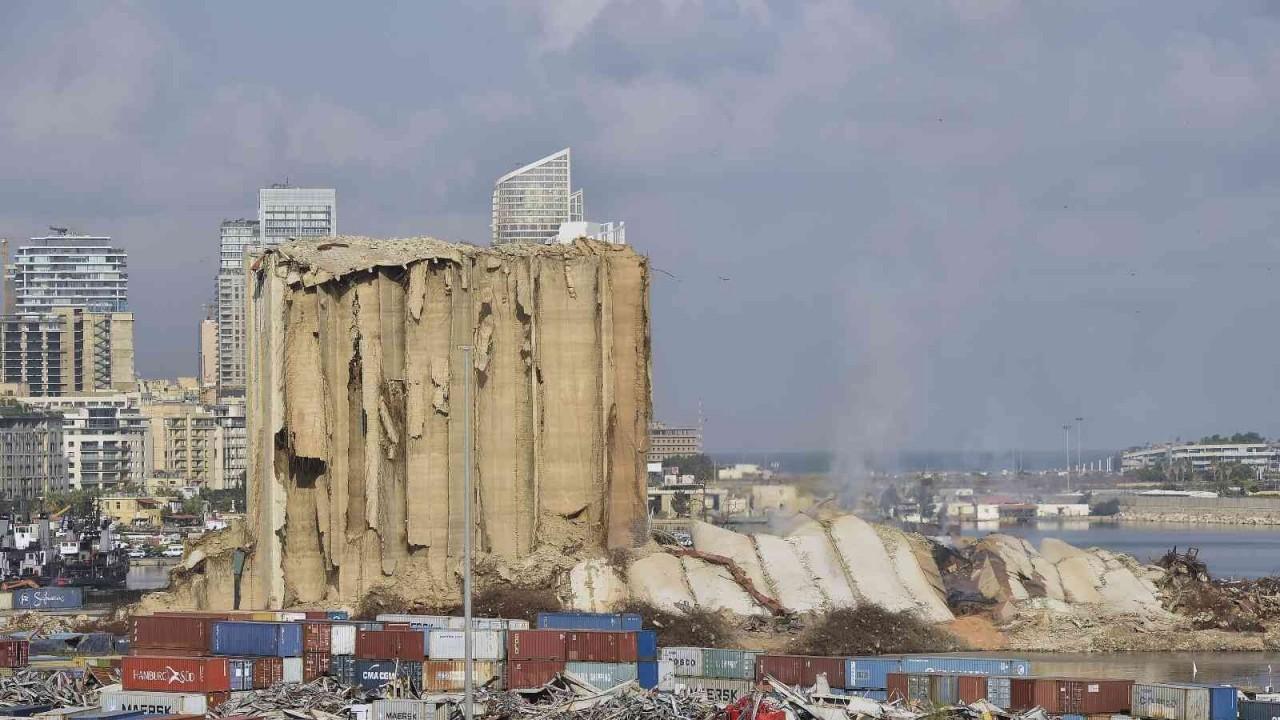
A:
786 605 964 656
618 601 737 648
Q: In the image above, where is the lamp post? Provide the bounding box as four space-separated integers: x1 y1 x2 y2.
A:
1075 417 1084 480
460 344 474 720
1062 424 1072 493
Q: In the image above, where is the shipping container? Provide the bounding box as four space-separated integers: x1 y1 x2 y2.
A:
31 705 96 719
564 662 638 689
281 612 307 622
131 616 214 653
536 612 643 632
12 587 83 610
332 655 355 685
1240 701 1280 720
283 657 303 683
846 657 902 690
901 657 1032 678
353 660 424 692
99 690 228 716
329 611 351 621
635 631 657 662
332 624 357 655
702 649 756 680
253 656 284 688
357 630 428 661
122 656 231 693
507 660 565 689
1131 683 1236 720
756 655 846 689
0 705 51 717
426 630 504 660
302 623 332 653
68 711 145 720
1034 679 1133 714
304 653 332 681
637 662 658 690
508 630 566 661
357 623 385 632
988 677 1012 709
420 661 503 693
0 592 12 611
677 678 755 704
564 632 636 663
660 647 702 677
958 676 988 704
0 639 29 668
211 622 304 657
228 659 254 691
250 612 283 622
376 615 528 631
932 674 959 705
371 699 440 720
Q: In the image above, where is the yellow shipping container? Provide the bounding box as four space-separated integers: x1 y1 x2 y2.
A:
421 661 503 693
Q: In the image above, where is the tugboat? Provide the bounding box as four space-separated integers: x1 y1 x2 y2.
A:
0 500 129 588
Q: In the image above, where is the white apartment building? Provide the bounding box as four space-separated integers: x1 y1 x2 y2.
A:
10 230 128 313
214 401 246 490
21 394 149 490
492 148 583 245
647 421 703 463
1122 442 1277 473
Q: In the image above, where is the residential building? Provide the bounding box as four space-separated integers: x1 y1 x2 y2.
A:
199 316 217 390
1122 442 1277 473
10 230 128 313
214 401 246 490
99 495 164 528
0 407 67 500
647 421 703 463
22 394 149 490
491 148 583 245
142 400 222 489
258 187 337 242
0 308 136 396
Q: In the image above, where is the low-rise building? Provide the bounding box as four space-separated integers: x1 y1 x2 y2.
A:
99 495 164 528
1123 442 1276 473
750 484 798 513
647 421 702 463
1036 503 1090 517
0 407 66 500
717 463 774 481
647 485 728 519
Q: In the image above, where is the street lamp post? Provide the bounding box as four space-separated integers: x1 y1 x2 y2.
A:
460 345 474 720
1062 424 1072 493
1075 417 1084 480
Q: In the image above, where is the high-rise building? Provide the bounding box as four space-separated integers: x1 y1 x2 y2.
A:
0 408 67 500
215 188 336 399
258 187 337 242
0 308 135 396
199 316 218 390
10 230 128 313
142 399 222 489
492 148 583 245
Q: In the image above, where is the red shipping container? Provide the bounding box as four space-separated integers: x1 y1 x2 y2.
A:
508 660 566 689
383 623 412 630
132 616 217 652
253 656 284 688
509 630 567 661
122 656 232 693
958 676 987 704
1033 679 1133 714
356 630 425 660
755 655 846 689
1008 678 1036 710
304 652 331 681
302 622 332 653
564 632 638 663
0 640 29 668
886 673 908 703
304 611 331 620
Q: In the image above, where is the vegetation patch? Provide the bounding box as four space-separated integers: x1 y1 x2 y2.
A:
787 605 965 656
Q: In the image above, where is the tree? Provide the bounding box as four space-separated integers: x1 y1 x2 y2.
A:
670 491 692 518
913 474 938 519
878 485 901 516
662 454 714 483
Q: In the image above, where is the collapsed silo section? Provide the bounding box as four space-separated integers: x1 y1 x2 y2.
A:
245 237 651 610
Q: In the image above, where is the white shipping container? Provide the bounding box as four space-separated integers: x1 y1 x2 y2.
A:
284 657 304 683
350 704 372 720
678 678 755 704
0 592 12 611
565 662 638 689
658 661 678 692
32 706 95 719
427 629 505 660
377 614 527 631
372 699 440 720
99 689 217 715
332 624 357 655
1132 683 1211 720
281 612 307 622
660 647 703 677
379 614 455 628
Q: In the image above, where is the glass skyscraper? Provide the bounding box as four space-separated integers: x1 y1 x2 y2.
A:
491 148 584 245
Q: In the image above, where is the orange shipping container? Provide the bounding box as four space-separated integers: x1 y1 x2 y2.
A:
756 655 846 689
508 630 566 661
958 676 988 704
1033 679 1133 714
122 656 232 693
302 623 332 653
564 632 637 663
304 653 331 681
508 660 565 689
253 656 284 688
356 630 425 660
132 616 217 652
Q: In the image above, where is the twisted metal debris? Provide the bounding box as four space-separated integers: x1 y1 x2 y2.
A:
0 669 102 708
211 677 372 719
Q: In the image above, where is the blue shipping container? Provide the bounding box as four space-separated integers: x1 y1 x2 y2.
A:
638 661 658 690
636 630 657 661
536 612 642 632
899 656 1031 677
211 621 304 657
1197 684 1239 720
332 655 355 685
73 712 147 720
845 657 903 689
13 587 83 610
353 660 423 692
0 706 52 717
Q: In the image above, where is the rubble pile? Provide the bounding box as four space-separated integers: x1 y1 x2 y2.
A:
212 677 371 719
1156 547 1280 631
0 669 103 707
478 675 719 720
0 612 83 638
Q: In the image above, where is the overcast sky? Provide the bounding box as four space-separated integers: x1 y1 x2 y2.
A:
2 2 1278 455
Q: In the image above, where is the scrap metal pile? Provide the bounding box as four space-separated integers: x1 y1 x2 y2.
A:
1156 547 1280 631
0 669 103 708
211 677 373 719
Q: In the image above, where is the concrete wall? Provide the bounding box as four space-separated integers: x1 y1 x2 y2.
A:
1116 494 1280 525
241 237 651 609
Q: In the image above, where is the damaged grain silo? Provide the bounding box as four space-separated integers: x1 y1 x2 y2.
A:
236 236 651 610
